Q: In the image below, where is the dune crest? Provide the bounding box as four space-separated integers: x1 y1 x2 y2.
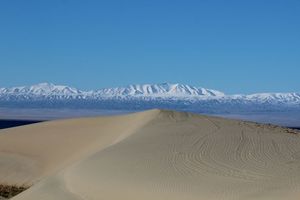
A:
0 109 300 200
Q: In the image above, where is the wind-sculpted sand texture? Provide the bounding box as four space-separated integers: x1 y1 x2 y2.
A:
0 110 300 199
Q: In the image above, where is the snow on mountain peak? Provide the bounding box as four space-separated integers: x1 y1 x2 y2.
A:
1 82 82 96
0 83 299 106
96 83 225 97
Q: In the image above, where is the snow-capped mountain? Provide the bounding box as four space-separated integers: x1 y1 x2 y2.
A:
0 83 225 99
94 83 225 97
0 83 82 96
0 83 299 112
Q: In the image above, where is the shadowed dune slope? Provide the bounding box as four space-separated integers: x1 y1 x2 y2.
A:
0 110 300 200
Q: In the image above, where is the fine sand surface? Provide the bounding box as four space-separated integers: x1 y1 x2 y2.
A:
0 109 300 200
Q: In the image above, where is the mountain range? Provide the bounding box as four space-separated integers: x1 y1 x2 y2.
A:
0 83 299 113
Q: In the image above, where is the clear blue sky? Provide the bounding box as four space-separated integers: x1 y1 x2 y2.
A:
0 0 299 94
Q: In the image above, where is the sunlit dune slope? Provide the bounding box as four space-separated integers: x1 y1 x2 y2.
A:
0 110 300 200
0 110 158 185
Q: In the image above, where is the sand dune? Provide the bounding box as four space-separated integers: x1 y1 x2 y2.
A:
1 109 300 200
